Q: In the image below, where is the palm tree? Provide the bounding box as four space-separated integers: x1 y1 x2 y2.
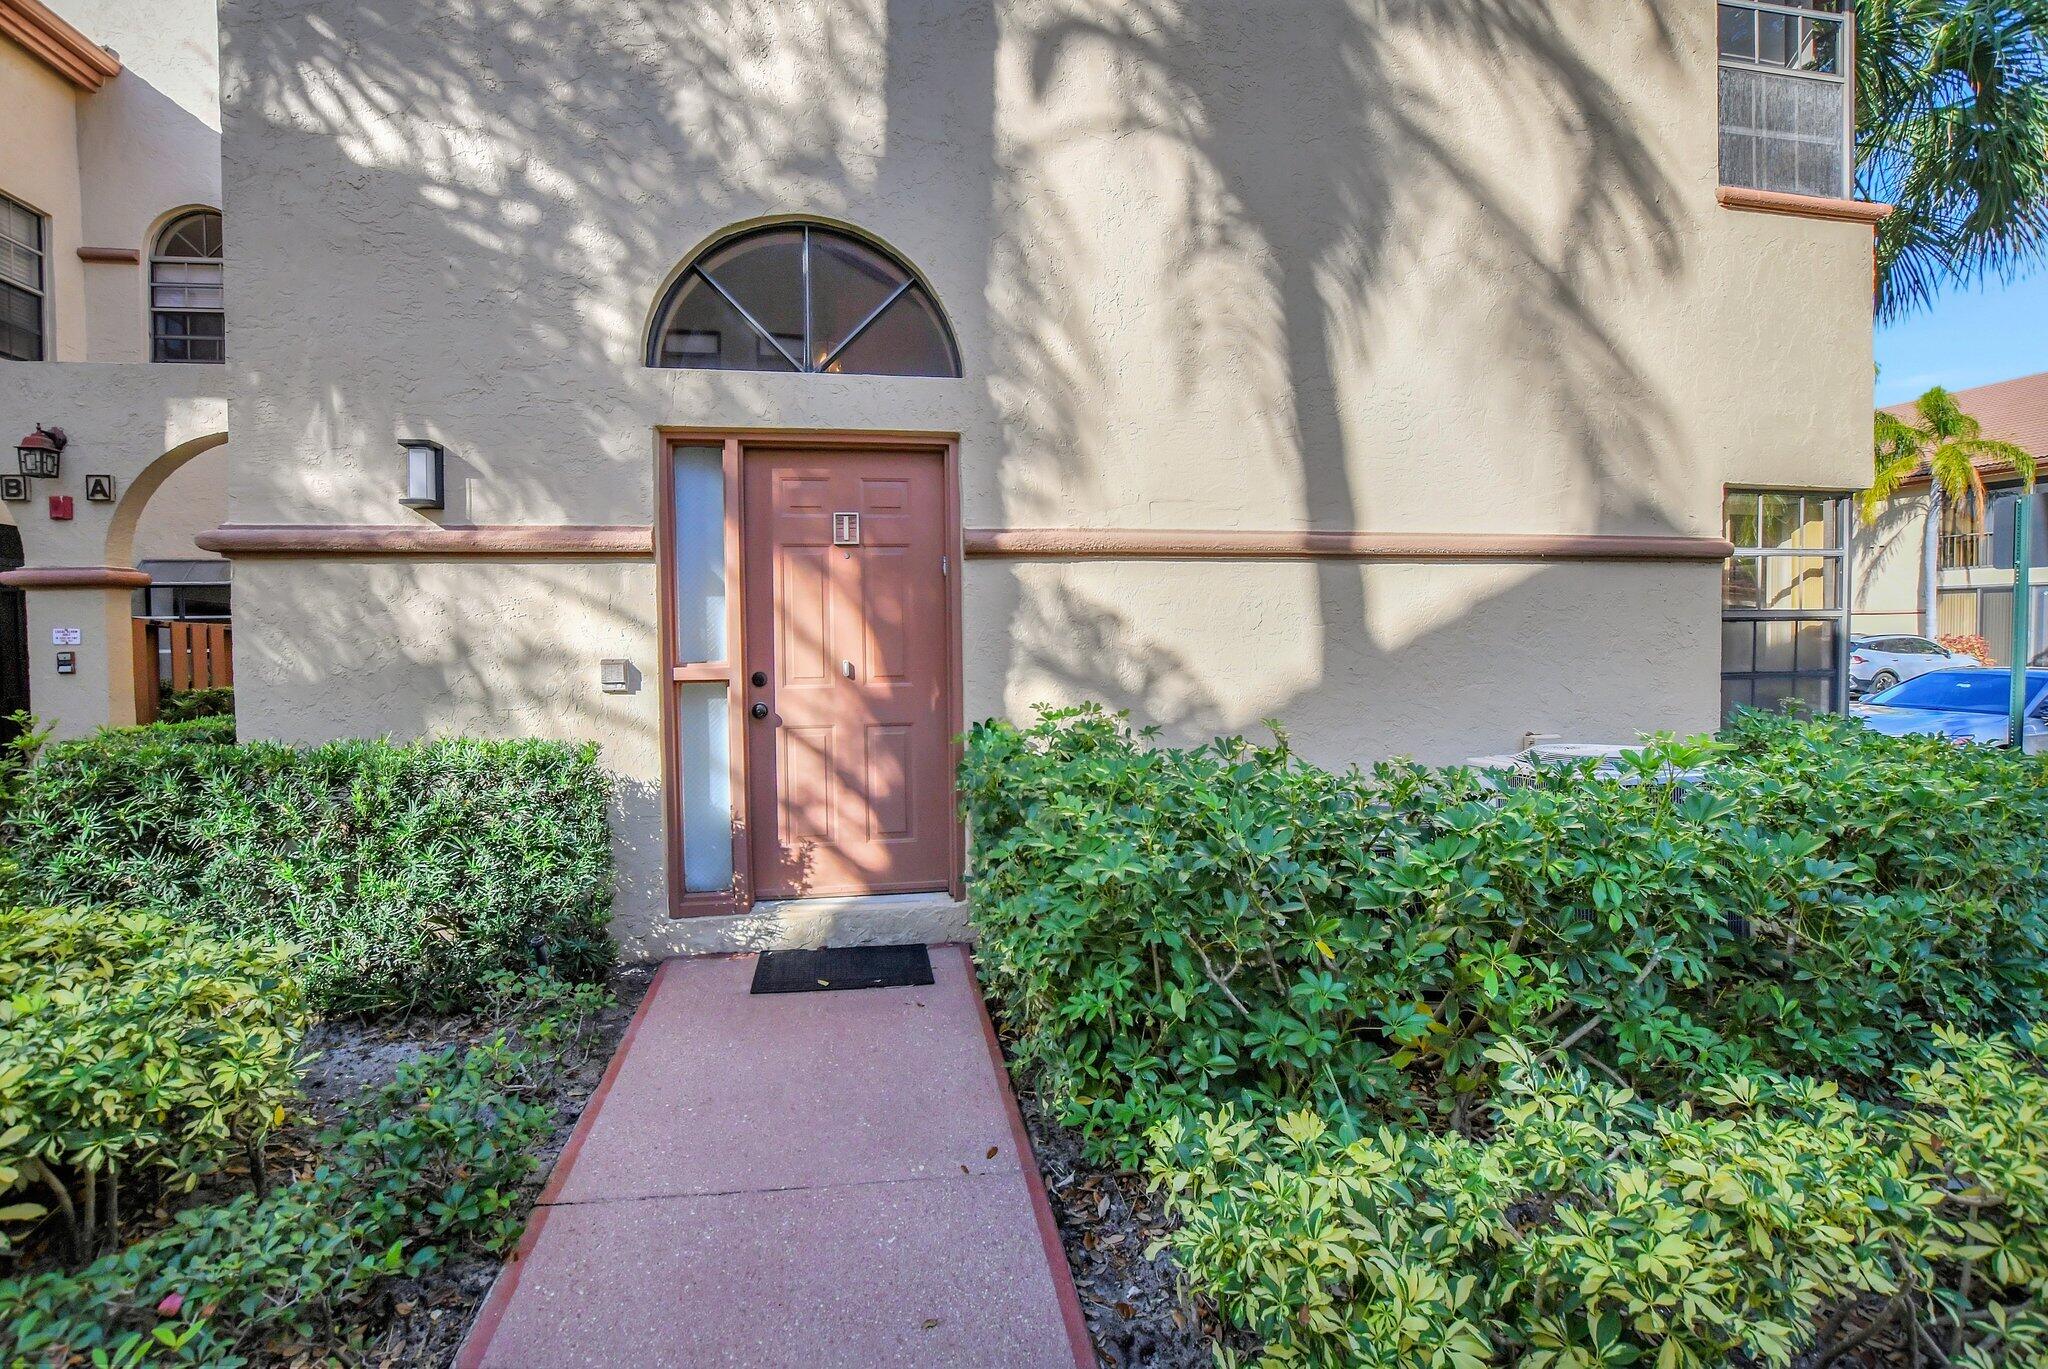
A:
1857 0 2048 320
1862 386 2038 634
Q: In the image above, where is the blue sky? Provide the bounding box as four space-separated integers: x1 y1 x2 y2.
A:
1875 270 2048 406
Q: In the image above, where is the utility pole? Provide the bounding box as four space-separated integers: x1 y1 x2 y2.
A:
2013 495 2033 750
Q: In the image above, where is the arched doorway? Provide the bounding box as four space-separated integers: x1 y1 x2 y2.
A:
107 431 232 722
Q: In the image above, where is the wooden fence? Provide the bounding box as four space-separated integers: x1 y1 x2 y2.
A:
132 619 233 724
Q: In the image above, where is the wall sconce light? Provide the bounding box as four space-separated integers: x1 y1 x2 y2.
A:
398 439 445 509
16 425 66 480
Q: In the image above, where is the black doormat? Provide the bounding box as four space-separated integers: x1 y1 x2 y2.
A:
749 943 935 995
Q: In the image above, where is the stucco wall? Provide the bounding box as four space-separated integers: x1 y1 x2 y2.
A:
219 0 1872 533
0 1 227 739
130 439 228 565
231 557 667 933
3 0 221 363
224 554 1716 956
1853 493 1931 635
0 359 227 735
0 362 228 568
52 0 224 363
217 0 1877 952
1 39 88 361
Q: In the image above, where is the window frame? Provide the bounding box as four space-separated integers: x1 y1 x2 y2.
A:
150 209 225 365
1721 488 1853 719
0 191 48 362
1716 0 1856 201
647 222 961 377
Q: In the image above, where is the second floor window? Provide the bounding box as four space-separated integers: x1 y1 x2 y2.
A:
1718 1 1853 200
1 193 45 362
151 210 224 363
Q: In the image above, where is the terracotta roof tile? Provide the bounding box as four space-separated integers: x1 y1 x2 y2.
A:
1879 370 2048 475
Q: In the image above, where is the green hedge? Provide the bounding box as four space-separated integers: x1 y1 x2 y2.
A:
6 733 615 1015
157 686 234 724
963 706 2048 1163
964 706 2048 1365
98 715 237 747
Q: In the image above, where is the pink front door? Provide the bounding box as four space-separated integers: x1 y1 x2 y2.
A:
742 448 953 899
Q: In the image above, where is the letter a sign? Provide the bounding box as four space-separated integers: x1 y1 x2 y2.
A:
84 474 117 503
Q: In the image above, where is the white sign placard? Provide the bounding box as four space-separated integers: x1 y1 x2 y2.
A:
52 627 82 646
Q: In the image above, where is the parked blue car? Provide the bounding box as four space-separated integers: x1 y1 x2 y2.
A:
1852 668 2048 753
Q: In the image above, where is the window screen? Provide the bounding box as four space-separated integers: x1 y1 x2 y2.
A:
1717 2 1852 199
0 194 45 362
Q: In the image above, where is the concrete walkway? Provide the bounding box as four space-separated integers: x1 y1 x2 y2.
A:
458 946 1094 1368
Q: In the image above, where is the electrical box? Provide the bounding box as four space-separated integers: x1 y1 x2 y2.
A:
55 651 75 675
600 659 633 693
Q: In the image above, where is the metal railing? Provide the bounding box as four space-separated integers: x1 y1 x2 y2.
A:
1941 532 1996 570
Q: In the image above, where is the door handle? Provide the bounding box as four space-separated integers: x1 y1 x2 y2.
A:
750 701 770 720
842 660 855 680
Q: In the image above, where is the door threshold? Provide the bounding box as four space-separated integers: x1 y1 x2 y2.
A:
751 890 961 916
659 890 973 957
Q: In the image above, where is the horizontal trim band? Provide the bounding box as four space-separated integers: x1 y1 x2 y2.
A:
197 524 656 557
0 0 122 91
0 565 151 589
193 525 1730 563
962 529 1736 562
1716 186 1893 225
76 246 141 263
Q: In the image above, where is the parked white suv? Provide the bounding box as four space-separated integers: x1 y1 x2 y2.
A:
1850 635 1966 698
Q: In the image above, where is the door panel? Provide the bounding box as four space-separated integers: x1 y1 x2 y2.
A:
863 723 914 839
744 448 952 899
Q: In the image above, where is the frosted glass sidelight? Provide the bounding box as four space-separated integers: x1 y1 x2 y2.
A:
678 682 734 893
673 445 727 662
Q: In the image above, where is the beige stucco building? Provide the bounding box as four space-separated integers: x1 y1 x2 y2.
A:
5 0 1887 956
1853 371 2048 663
0 0 230 733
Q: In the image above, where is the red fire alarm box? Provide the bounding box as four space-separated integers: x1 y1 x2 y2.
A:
49 494 73 521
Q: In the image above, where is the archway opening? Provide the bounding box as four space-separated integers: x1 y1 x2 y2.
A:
106 431 233 720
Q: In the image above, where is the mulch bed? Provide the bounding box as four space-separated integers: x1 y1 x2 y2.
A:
287 964 654 1368
2 968 653 1367
1015 1093 1247 1369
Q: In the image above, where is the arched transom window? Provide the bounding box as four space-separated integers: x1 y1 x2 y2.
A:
151 210 224 364
650 224 959 377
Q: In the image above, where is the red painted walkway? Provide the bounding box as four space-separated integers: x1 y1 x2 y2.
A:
459 946 1093 1368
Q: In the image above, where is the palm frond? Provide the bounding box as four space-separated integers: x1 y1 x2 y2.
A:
1858 0 2048 319
1951 438 2041 489
1861 411 1927 519
1912 386 1977 443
